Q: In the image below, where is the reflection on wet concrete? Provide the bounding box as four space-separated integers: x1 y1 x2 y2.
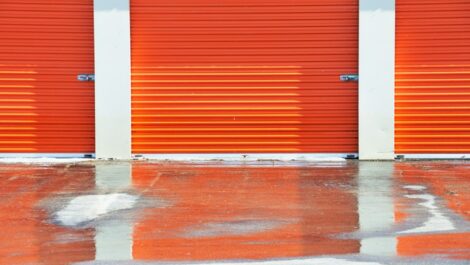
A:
0 161 469 264
0 164 96 265
181 219 294 238
357 163 396 257
394 162 470 260
399 193 455 234
131 164 360 261
94 164 134 261
95 222 132 261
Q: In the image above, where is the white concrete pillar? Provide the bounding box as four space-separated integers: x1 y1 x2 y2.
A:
94 0 132 159
359 0 396 160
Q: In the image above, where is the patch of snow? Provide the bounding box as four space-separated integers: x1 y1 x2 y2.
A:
403 185 427 191
0 158 92 164
55 193 138 226
399 194 455 234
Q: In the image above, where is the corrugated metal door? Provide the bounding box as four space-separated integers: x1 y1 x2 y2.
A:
396 1 470 154
0 1 94 153
131 0 358 154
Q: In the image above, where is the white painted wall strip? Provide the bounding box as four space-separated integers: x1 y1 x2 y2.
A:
94 0 132 159
359 0 396 160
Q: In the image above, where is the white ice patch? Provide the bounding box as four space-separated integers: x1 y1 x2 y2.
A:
403 185 427 191
399 194 455 234
55 193 138 226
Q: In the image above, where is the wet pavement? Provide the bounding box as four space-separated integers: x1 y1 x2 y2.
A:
0 160 469 265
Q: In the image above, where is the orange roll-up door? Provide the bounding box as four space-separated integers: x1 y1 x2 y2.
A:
396 1 470 154
131 0 358 154
0 1 95 153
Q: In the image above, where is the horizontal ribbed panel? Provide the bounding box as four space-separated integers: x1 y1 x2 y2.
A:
0 1 94 153
396 0 470 154
131 0 358 154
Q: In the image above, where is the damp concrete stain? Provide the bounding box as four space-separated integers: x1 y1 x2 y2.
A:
55 193 138 226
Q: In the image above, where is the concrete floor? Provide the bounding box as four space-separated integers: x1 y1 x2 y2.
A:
0 160 469 265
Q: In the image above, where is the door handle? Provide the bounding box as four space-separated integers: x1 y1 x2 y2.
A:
77 74 95 82
340 74 359 82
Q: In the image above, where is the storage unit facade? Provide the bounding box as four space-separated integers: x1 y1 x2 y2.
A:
0 0 469 159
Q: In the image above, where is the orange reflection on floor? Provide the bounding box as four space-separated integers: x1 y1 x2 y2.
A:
0 164 96 265
395 162 470 260
395 162 470 221
397 233 470 260
131 163 360 261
